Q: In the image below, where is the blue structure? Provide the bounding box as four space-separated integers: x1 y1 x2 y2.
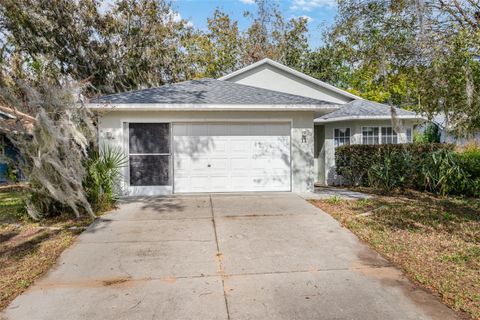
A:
0 133 21 183
0 107 25 184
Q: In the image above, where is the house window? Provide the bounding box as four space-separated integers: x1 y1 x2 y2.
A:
381 127 398 144
406 128 412 142
334 128 351 147
362 126 399 145
362 127 380 145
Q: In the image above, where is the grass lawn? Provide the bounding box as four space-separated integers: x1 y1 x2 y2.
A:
0 190 94 311
312 190 480 319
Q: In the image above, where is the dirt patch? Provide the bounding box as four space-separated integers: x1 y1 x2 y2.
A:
103 277 131 287
0 191 94 311
356 247 391 268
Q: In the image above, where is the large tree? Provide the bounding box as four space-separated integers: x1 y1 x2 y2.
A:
0 0 197 94
317 0 480 136
242 0 309 67
196 9 243 78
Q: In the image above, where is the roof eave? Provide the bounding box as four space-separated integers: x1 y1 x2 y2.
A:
314 115 426 123
218 58 362 101
88 103 339 112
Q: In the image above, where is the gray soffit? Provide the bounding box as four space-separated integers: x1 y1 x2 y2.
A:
315 99 422 123
90 78 334 106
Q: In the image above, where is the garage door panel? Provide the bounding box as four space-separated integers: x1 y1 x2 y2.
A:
173 123 291 193
210 175 230 191
230 176 252 190
209 139 227 153
189 175 211 190
253 175 289 188
173 176 190 192
176 156 209 171
231 158 251 170
209 158 228 170
173 137 213 156
230 140 251 153
269 158 290 169
251 158 269 169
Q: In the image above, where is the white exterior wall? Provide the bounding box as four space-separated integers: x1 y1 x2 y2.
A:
225 65 353 104
441 131 480 145
98 110 315 195
319 120 415 185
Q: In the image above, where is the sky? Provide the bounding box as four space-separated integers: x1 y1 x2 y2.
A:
171 0 338 48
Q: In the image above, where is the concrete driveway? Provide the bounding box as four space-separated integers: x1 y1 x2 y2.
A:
2 193 459 320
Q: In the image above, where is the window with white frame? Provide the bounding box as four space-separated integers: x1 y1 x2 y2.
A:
406 128 412 142
381 127 398 144
362 127 380 144
362 126 398 145
334 128 351 148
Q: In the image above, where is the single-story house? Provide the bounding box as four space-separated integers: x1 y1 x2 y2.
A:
90 58 423 196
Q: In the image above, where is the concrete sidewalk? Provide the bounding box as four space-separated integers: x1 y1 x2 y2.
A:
2 193 459 320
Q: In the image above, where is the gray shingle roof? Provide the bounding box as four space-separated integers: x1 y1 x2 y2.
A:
91 78 332 105
315 99 419 122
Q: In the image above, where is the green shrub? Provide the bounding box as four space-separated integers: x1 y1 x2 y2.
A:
83 146 127 212
421 149 470 196
6 165 19 183
457 150 480 179
334 143 480 197
456 149 480 197
414 123 441 143
335 143 453 187
367 148 413 191
326 195 342 204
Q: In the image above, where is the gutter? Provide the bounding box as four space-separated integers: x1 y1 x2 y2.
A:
314 115 426 123
87 103 340 112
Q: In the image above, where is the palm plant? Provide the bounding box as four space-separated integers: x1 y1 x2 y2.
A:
84 146 127 211
422 149 469 196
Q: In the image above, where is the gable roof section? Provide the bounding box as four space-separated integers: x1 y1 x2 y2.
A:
89 78 336 110
219 58 362 101
315 99 422 123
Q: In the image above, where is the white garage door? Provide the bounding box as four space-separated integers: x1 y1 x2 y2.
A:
173 122 291 193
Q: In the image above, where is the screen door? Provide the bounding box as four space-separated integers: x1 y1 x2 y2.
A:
128 123 171 186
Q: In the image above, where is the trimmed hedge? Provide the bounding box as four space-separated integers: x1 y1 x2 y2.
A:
458 150 480 179
336 143 480 196
335 143 454 189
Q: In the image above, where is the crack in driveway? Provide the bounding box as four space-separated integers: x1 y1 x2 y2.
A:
209 195 231 320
